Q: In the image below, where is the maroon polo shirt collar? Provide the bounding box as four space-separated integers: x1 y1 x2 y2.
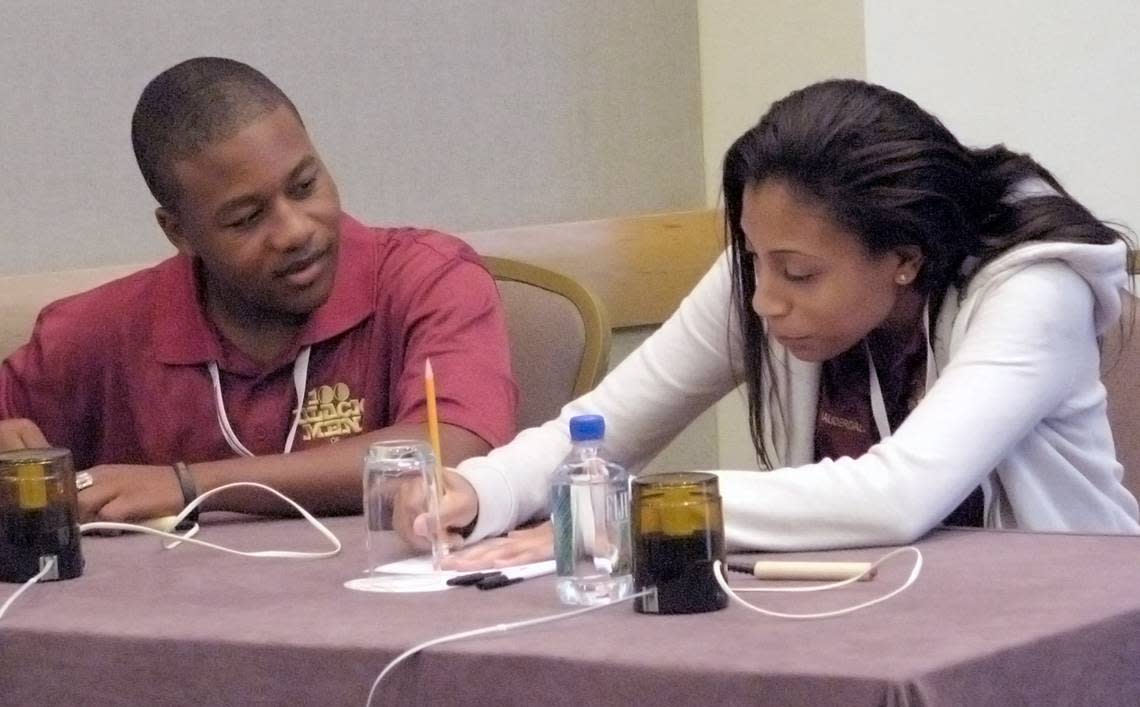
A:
152 214 376 367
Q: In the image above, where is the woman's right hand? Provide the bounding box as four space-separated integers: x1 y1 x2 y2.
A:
392 467 479 552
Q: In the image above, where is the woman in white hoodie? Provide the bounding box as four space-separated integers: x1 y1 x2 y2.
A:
402 79 1139 561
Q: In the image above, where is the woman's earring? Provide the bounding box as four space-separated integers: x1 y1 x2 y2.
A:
896 274 911 285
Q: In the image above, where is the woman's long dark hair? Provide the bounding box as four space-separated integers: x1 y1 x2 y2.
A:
723 79 1131 468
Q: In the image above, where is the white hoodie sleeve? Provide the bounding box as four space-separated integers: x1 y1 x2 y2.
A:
457 253 743 541
718 260 1116 550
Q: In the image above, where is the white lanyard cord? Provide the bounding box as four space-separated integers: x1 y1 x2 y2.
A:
207 346 311 457
865 303 936 440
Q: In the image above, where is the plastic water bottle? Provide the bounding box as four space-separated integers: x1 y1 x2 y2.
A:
551 414 633 605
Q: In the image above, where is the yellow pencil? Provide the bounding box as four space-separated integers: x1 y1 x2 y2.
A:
423 358 445 490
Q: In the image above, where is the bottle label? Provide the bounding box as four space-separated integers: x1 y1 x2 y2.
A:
606 488 629 524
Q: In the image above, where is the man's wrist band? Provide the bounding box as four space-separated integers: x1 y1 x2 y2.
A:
172 461 200 522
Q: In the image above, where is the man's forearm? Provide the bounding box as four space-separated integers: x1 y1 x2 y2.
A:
188 423 490 516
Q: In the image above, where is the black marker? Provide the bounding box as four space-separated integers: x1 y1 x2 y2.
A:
446 571 500 587
475 561 557 590
476 574 524 590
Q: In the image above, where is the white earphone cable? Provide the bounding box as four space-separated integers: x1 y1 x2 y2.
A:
80 481 341 559
2 483 338 624
365 547 922 704
0 557 58 623
364 588 654 707
714 546 923 619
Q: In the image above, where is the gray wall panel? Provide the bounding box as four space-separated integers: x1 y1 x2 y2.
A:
0 1 703 273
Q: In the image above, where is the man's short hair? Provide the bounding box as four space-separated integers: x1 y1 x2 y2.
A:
131 57 301 209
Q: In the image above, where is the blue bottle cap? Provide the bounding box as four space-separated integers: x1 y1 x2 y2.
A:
569 414 605 442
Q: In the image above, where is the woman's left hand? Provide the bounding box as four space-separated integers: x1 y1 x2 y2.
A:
440 521 554 570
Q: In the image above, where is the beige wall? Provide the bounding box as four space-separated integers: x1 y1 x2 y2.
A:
698 0 866 206
698 0 867 470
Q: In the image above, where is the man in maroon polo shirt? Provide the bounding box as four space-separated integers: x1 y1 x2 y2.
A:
0 57 517 524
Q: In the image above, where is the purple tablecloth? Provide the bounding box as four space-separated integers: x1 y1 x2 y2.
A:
3 517 1139 706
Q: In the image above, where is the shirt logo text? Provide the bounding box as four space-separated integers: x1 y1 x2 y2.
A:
301 383 365 442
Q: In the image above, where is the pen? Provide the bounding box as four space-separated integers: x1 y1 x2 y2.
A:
476 560 556 589
500 560 556 580
728 560 877 582
445 561 556 590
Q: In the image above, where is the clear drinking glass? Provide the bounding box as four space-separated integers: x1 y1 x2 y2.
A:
362 440 448 574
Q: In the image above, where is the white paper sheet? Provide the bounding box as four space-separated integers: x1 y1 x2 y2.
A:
373 556 555 578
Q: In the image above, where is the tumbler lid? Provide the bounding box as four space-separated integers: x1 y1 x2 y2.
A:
631 471 719 495
0 447 72 467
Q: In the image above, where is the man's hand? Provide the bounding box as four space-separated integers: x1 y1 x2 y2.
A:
439 522 554 570
0 418 50 451
76 465 184 524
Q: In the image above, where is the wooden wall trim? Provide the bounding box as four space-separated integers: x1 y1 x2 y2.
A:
463 209 723 329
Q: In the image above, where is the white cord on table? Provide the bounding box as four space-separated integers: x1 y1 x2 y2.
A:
366 547 923 703
714 546 923 619
80 481 341 559
365 588 654 707
2 483 339 623
0 557 58 622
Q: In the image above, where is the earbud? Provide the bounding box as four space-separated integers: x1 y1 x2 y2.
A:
895 274 911 285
